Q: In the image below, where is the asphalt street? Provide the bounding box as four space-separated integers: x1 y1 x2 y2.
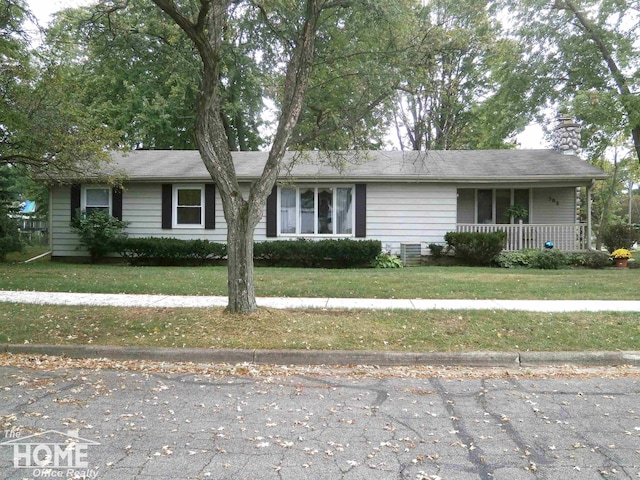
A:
1 361 639 480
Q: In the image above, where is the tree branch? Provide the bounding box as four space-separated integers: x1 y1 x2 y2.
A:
151 0 211 52
292 86 396 147
554 0 629 97
249 0 322 213
554 0 640 162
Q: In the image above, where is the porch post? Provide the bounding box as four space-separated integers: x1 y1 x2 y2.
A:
586 183 593 250
518 219 523 250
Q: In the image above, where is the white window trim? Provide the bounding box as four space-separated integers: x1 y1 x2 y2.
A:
474 188 532 224
81 185 112 214
172 184 205 229
277 185 355 237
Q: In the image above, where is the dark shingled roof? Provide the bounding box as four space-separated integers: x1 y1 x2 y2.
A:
107 149 607 184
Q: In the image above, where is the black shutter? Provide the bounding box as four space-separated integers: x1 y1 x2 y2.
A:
266 185 277 237
205 183 216 229
355 184 366 238
70 184 81 220
112 187 123 221
162 184 172 229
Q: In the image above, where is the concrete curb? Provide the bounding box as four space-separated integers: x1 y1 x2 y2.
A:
2 344 253 364
3 344 640 367
519 351 640 367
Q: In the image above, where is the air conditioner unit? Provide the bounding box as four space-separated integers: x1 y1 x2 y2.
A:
400 243 421 267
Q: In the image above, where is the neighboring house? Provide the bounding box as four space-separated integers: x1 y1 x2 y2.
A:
8 200 48 243
49 145 607 260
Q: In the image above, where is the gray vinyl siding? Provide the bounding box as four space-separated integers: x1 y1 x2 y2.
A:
531 187 577 224
50 186 80 257
50 183 267 258
125 184 220 240
366 183 457 255
50 182 578 258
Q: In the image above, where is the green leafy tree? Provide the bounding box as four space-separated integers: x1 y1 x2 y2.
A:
504 0 640 162
0 0 120 180
289 2 410 149
588 146 636 247
50 0 407 153
620 161 640 224
46 0 263 151
43 0 406 313
619 188 640 225
142 0 404 314
599 151 640 225
392 0 538 150
0 211 22 261
0 166 23 261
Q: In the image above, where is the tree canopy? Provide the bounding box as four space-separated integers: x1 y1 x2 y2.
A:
504 0 640 162
0 0 120 181
10 0 640 165
45 0 410 151
46 0 265 151
393 0 540 150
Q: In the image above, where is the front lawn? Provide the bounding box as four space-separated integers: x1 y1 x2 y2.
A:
4 245 50 263
1 261 638 353
1 304 638 352
0 261 638 300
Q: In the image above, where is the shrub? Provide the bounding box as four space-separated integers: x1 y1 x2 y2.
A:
254 239 381 268
530 249 567 270
444 231 506 266
319 239 381 267
428 243 445 259
0 213 22 261
254 239 307 266
372 252 403 268
602 224 639 251
579 250 613 269
0 167 24 261
70 210 129 263
500 249 611 270
114 237 226 266
496 249 539 269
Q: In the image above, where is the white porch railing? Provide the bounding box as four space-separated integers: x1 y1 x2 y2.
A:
456 223 589 251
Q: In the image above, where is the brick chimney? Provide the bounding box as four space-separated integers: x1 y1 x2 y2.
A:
553 115 581 155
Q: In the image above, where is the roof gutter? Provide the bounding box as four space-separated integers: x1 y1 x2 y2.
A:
119 174 608 184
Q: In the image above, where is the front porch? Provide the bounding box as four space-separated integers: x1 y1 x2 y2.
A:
456 223 590 251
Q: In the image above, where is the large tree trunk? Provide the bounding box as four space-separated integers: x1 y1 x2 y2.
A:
225 199 257 313
153 0 322 314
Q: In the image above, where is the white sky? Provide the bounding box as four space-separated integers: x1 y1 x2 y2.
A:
25 0 548 149
518 123 549 149
27 0 91 25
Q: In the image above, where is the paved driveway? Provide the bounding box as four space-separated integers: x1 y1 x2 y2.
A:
1 360 639 480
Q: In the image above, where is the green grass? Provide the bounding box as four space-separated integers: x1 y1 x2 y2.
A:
0 261 638 299
1 304 639 352
1 261 638 353
4 245 50 263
